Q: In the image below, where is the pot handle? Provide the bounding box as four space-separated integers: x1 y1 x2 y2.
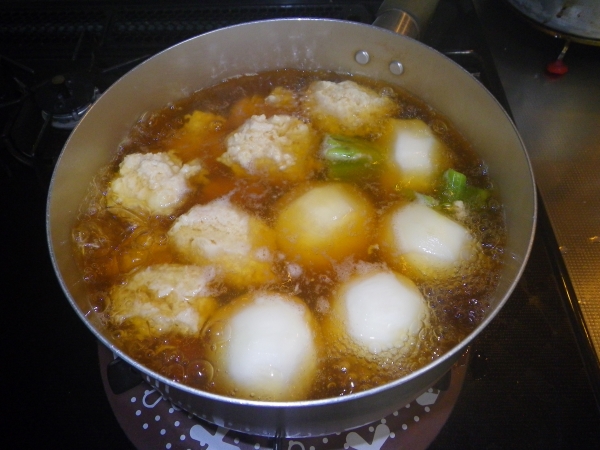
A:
373 0 440 39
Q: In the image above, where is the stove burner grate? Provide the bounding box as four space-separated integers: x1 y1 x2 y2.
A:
0 51 146 185
36 73 100 130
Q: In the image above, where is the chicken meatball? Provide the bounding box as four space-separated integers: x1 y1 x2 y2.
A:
109 264 220 337
218 114 319 182
106 152 204 217
168 198 279 288
302 80 396 137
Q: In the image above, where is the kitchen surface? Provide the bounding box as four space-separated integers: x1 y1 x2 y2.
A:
2 0 600 448
477 0 600 380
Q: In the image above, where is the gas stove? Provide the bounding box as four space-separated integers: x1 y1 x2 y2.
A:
2 1 600 448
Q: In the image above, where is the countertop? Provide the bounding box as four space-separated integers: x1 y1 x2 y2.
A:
474 0 600 394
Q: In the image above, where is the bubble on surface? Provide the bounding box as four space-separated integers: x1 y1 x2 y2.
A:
187 359 214 385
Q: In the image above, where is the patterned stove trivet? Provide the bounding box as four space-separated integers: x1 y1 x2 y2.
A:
99 344 467 450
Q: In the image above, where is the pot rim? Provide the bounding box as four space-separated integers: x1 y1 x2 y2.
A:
47 16 537 410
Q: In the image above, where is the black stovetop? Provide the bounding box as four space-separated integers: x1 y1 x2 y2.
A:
2 1 599 448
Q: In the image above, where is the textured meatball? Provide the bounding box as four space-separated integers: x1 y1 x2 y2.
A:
109 264 220 337
168 198 279 288
106 152 204 216
302 80 396 137
218 114 319 182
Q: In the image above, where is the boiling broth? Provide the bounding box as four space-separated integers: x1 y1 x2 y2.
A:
72 69 506 400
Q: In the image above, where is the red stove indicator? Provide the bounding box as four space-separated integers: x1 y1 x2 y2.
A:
546 40 570 76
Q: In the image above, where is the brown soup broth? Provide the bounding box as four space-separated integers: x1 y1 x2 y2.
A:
72 69 506 400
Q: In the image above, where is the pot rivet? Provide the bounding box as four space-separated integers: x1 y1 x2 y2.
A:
389 61 404 75
355 50 370 65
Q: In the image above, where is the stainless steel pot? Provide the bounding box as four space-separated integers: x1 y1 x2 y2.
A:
46 15 536 438
505 0 600 45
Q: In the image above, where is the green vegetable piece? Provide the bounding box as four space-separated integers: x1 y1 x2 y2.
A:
321 135 383 181
442 169 467 201
441 168 490 208
463 185 491 208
